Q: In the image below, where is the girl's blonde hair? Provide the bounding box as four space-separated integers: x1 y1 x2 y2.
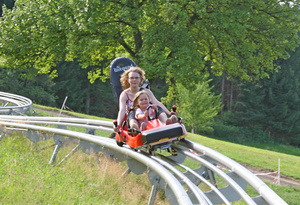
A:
131 90 150 109
120 67 146 90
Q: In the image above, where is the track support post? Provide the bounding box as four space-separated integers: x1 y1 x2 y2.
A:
49 139 62 164
148 177 160 205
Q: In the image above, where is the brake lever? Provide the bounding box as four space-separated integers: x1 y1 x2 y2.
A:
113 120 119 133
172 105 177 112
128 128 141 135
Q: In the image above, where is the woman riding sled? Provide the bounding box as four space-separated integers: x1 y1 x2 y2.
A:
113 67 176 132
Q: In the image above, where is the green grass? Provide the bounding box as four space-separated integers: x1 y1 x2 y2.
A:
1 134 299 205
0 135 168 205
245 142 300 157
1 104 299 204
187 133 300 180
232 183 300 205
33 104 112 121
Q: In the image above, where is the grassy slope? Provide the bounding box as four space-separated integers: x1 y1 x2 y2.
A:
0 136 167 204
1 104 296 204
34 104 300 179
187 133 300 180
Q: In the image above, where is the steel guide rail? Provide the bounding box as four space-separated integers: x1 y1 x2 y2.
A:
149 154 212 205
0 116 113 133
0 116 210 204
177 140 288 205
0 91 33 115
156 153 231 205
0 121 193 205
0 116 288 204
0 115 113 127
173 144 255 204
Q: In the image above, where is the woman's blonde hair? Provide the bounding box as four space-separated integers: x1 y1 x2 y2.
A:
120 67 145 90
132 90 150 109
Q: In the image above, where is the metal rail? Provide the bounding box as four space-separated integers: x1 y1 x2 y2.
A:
0 115 113 132
0 115 288 205
0 91 33 115
177 140 288 205
0 121 192 205
0 90 288 204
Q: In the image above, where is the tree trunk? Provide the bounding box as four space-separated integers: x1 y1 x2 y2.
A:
230 81 233 110
85 83 90 114
221 71 226 113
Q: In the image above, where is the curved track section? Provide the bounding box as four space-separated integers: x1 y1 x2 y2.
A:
0 91 33 115
0 119 192 205
0 92 287 205
0 115 287 205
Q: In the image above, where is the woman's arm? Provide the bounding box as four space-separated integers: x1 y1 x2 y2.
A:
115 92 127 131
145 89 172 116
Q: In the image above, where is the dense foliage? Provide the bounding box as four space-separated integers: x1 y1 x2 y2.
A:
0 68 57 106
176 80 222 134
0 0 14 16
212 46 300 146
0 0 299 93
53 60 117 118
0 1 299 146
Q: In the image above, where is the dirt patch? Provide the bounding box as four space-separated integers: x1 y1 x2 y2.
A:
241 163 300 188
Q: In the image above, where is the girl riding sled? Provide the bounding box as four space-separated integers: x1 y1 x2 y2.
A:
132 90 177 131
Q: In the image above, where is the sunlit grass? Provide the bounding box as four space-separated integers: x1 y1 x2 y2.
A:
2 104 298 204
33 104 112 121
0 135 168 204
187 133 300 180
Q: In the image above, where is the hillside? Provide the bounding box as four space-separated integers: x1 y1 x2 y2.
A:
0 104 299 204
33 105 300 188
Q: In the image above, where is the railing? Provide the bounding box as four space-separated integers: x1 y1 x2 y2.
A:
0 91 33 115
0 120 193 205
0 92 288 205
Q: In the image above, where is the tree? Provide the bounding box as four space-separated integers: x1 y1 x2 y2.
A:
0 67 57 106
176 80 222 134
0 0 299 98
0 0 15 17
53 60 117 118
231 46 300 146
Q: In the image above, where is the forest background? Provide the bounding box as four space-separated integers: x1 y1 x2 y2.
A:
0 0 299 147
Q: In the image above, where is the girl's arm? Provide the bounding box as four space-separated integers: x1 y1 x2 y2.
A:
145 89 172 116
136 109 148 121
